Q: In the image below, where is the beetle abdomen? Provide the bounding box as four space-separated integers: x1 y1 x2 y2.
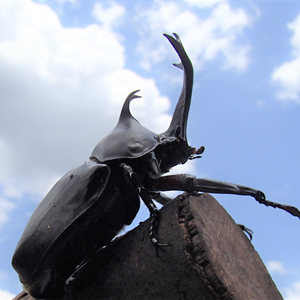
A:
12 162 112 298
12 160 141 298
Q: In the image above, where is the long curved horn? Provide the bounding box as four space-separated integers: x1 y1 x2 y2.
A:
162 33 194 143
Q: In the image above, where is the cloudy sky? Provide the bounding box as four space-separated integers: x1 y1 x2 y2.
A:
1 0 300 299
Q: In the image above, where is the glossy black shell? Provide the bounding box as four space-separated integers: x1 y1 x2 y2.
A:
12 161 140 298
91 90 161 163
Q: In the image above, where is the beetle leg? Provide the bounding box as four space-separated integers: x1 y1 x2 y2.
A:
136 185 170 251
149 192 173 205
120 163 169 251
147 174 300 219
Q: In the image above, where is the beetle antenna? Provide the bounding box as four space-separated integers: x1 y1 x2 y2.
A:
196 146 205 155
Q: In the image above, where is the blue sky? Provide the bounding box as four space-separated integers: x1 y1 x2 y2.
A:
1 0 300 299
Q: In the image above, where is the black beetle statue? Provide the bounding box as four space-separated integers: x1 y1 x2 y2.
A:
12 33 300 299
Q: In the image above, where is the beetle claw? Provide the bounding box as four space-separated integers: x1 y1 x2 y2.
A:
148 211 170 255
151 236 171 258
238 224 253 241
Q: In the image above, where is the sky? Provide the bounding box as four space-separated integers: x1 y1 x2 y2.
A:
0 0 300 299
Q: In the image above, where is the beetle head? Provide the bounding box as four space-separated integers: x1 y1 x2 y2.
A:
152 33 197 172
91 33 200 171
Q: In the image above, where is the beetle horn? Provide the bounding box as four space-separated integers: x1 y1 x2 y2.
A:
90 89 161 162
118 90 141 124
162 33 193 143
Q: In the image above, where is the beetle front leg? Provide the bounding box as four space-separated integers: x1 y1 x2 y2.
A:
138 186 169 248
149 191 173 205
148 174 300 219
120 164 169 251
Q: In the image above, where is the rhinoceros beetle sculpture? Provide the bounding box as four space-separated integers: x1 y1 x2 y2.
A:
12 33 300 299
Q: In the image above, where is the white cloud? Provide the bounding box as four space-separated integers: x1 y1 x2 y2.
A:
272 12 300 102
92 2 125 29
266 261 300 300
134 0 253 71
185 0 223 9
284 280 300 300
0 0 171 199
58 0 77 4
267 260 288 275
0 289 15 300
